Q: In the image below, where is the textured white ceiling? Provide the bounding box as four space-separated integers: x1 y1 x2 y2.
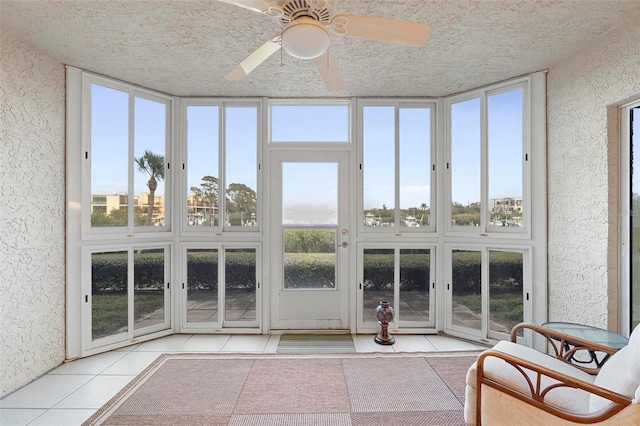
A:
2 0 639 97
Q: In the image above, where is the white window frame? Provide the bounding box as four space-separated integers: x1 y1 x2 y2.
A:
181 99 263 235
356 242 437 334
444 244 532 346
81 73 173 239
619 98 640 336
81 242 172 354
181 242 261 332
66 68 547 358
356 99 437 235
445 78 531 237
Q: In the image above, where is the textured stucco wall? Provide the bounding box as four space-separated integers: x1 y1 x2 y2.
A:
547 17 640 327
0 31 66 396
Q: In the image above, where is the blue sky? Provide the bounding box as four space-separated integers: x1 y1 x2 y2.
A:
451 89 523 206
363 105 431 210
91 86 167 197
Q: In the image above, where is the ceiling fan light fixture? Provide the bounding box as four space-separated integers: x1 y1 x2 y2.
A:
281 17 330 59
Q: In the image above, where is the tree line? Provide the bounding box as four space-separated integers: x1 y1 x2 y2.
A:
92 150 256 227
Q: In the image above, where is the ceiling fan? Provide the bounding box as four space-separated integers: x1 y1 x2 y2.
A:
220 0 430 92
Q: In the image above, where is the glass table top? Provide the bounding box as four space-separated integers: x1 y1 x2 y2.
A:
542 322 629 349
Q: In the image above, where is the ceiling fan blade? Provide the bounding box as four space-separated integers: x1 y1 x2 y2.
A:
332 15 429 46
225 34 281 81
312 49 344 92
217 0 272 14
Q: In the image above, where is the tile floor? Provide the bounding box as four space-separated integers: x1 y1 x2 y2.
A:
0 334 485 426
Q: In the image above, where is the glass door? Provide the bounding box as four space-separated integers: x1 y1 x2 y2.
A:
85 245 170 350
358 246 435 332
629 104 640 332
270 151 350 330
446 246 529 342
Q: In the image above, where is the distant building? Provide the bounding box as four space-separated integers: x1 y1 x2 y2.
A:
91 192 165 225
489 197 523 226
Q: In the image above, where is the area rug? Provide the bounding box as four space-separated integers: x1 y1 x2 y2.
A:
277 334 356 353
84 352 478 426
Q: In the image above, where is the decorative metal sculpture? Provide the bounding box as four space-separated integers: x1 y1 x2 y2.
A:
374 300 395 345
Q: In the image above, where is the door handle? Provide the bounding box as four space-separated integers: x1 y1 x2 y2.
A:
337 241 348 248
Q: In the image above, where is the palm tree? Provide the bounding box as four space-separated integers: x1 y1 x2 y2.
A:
135 150 164 226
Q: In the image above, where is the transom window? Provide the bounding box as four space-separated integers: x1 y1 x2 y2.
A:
270 102 350 143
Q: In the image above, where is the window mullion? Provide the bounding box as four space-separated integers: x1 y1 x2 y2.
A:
394 105 400 227
127 248 135 339
219 105 226 229
394 246 400 323
219 245 225 324
480 93 489 231
128 90 136 233
481 248 489 338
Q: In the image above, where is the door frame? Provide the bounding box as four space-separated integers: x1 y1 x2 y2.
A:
619 99 640 336
268 149 352 330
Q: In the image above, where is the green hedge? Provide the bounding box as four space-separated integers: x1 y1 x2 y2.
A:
92 251 522 294
90 252 166 293
284 257 335 289
452 251 523 295
91 251 256 293
363 254 430 291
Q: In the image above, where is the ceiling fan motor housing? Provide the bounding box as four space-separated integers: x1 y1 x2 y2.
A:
278 0 333 26
281 17 330 59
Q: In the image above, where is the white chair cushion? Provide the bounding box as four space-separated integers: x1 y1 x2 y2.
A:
467 340 595 414
589 346 637 412
466 340 595 388
464 378 477 425
589 324 640 412
627 324 640 378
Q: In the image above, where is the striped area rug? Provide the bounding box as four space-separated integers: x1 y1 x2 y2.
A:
276 334 356 353
84 352 478 426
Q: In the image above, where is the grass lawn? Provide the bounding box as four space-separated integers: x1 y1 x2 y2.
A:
92 292 164 339
453 292 523 331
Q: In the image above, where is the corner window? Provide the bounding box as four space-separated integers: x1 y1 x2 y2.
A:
447 83 527 234
87 81 170 232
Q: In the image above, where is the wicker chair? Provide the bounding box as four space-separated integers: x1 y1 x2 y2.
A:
464 323 640 425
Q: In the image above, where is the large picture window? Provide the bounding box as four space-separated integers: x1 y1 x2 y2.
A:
360 102 435 231
447 82 527 234
185 101 260 231
87 80 170 232
68 69 545 357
